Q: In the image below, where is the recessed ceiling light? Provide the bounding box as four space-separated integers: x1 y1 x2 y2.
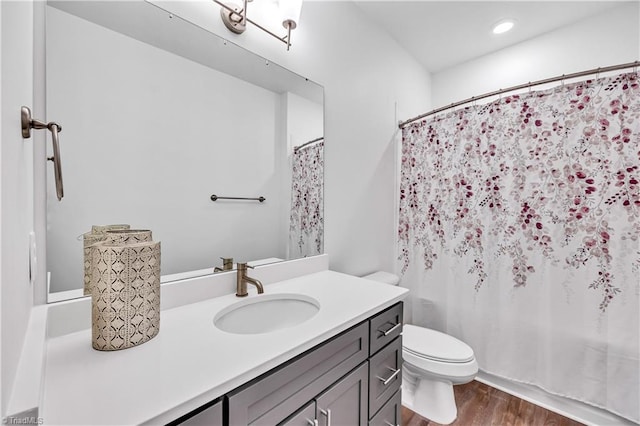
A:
492 20 515 35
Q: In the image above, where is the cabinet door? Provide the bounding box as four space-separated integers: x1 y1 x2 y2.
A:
280 401 317 426
178 399 223 426
316 363 368 426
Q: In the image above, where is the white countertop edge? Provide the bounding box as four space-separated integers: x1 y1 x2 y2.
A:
5 305 48 422
144 290 408 425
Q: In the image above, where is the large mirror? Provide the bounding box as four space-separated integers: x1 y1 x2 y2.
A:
45 1 324 297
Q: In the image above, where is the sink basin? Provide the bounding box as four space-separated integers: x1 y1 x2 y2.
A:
214 293 320 334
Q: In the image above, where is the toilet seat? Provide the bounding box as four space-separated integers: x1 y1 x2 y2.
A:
402 325 478 382
403 325 475 363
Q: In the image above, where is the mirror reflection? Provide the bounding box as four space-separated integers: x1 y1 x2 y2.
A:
45 1 324 297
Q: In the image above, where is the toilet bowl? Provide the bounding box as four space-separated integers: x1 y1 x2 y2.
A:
363 272 478 425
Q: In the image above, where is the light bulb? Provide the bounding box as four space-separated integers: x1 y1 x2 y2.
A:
492 20 514 35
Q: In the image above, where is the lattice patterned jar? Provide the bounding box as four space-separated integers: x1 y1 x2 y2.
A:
90 240 161 351
82 224 130 296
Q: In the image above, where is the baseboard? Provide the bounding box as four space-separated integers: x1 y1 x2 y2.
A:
475 371 637 426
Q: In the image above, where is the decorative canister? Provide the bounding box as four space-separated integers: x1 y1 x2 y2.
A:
91 240 161 351
104 229 153 245
82 224 130 295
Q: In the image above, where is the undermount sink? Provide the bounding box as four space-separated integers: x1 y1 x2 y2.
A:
214 293 320 334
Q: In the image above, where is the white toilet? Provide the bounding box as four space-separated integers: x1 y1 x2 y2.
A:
363 272 478 425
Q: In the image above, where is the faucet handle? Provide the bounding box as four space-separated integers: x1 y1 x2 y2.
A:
220 257 234 268
237 262 254 271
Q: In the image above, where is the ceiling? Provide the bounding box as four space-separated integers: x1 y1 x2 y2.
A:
352 1 630 73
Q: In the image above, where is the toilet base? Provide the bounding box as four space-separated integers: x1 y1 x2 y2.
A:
402 369 458 424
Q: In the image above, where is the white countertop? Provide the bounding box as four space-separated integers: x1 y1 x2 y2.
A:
41 270 408 425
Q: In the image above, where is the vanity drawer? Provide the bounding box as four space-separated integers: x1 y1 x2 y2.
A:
368 336 402 418
369 302 403 356
228 322 369 425
368 389 401 426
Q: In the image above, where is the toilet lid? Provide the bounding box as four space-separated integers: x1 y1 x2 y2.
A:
403 325 475 363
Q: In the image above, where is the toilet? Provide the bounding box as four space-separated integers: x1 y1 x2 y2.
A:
363 272 478 425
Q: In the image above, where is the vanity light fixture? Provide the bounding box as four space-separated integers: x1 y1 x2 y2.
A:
492 19 515 35
215 0 303 50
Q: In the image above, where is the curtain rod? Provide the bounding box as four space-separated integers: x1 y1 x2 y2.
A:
294 136 324 153
398 60 639 129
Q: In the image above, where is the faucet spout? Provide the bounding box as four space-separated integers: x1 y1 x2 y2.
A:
236 262 264 297
244 276 264 294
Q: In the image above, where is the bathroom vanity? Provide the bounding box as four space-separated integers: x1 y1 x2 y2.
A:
35 258 408 425
177 302 403 426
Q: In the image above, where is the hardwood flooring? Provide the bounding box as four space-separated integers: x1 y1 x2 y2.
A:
401 380 585 426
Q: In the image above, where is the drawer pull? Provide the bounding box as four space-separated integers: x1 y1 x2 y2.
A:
319 408 331 426
378 322 401 337
306 419 318 426
377 367 401 386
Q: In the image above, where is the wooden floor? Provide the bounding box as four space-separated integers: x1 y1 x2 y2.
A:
401 380 585 426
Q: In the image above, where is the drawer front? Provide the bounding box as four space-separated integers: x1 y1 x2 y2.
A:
369 302 403 356
280 400 316 426
368 336 402 418
228 322 369 425
368 389 401 426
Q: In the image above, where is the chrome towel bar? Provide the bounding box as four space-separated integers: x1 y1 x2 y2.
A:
210 194 266 203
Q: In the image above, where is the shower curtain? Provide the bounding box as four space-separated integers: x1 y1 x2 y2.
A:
289 141 324 258
399 72 639 422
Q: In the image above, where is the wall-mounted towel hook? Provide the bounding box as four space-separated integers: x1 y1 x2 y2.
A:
21 106 64 201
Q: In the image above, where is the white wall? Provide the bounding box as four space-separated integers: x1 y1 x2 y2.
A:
432 3 640 107
0 1 35 416
152 0 432 277
46 7 290 292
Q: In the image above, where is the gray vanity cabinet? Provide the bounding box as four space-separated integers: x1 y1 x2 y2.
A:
228 322 369 425
280 401 316 426
368 390 401 426
174 302 403 426
315 362 368 426
368 336 402 417
281 363 368 426
178 399 223 426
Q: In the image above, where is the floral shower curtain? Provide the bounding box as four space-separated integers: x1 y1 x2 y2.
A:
399 72 639 422
289 141 324 258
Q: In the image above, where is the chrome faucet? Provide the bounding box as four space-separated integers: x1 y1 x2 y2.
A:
214 257 234 273
236 262 264 297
